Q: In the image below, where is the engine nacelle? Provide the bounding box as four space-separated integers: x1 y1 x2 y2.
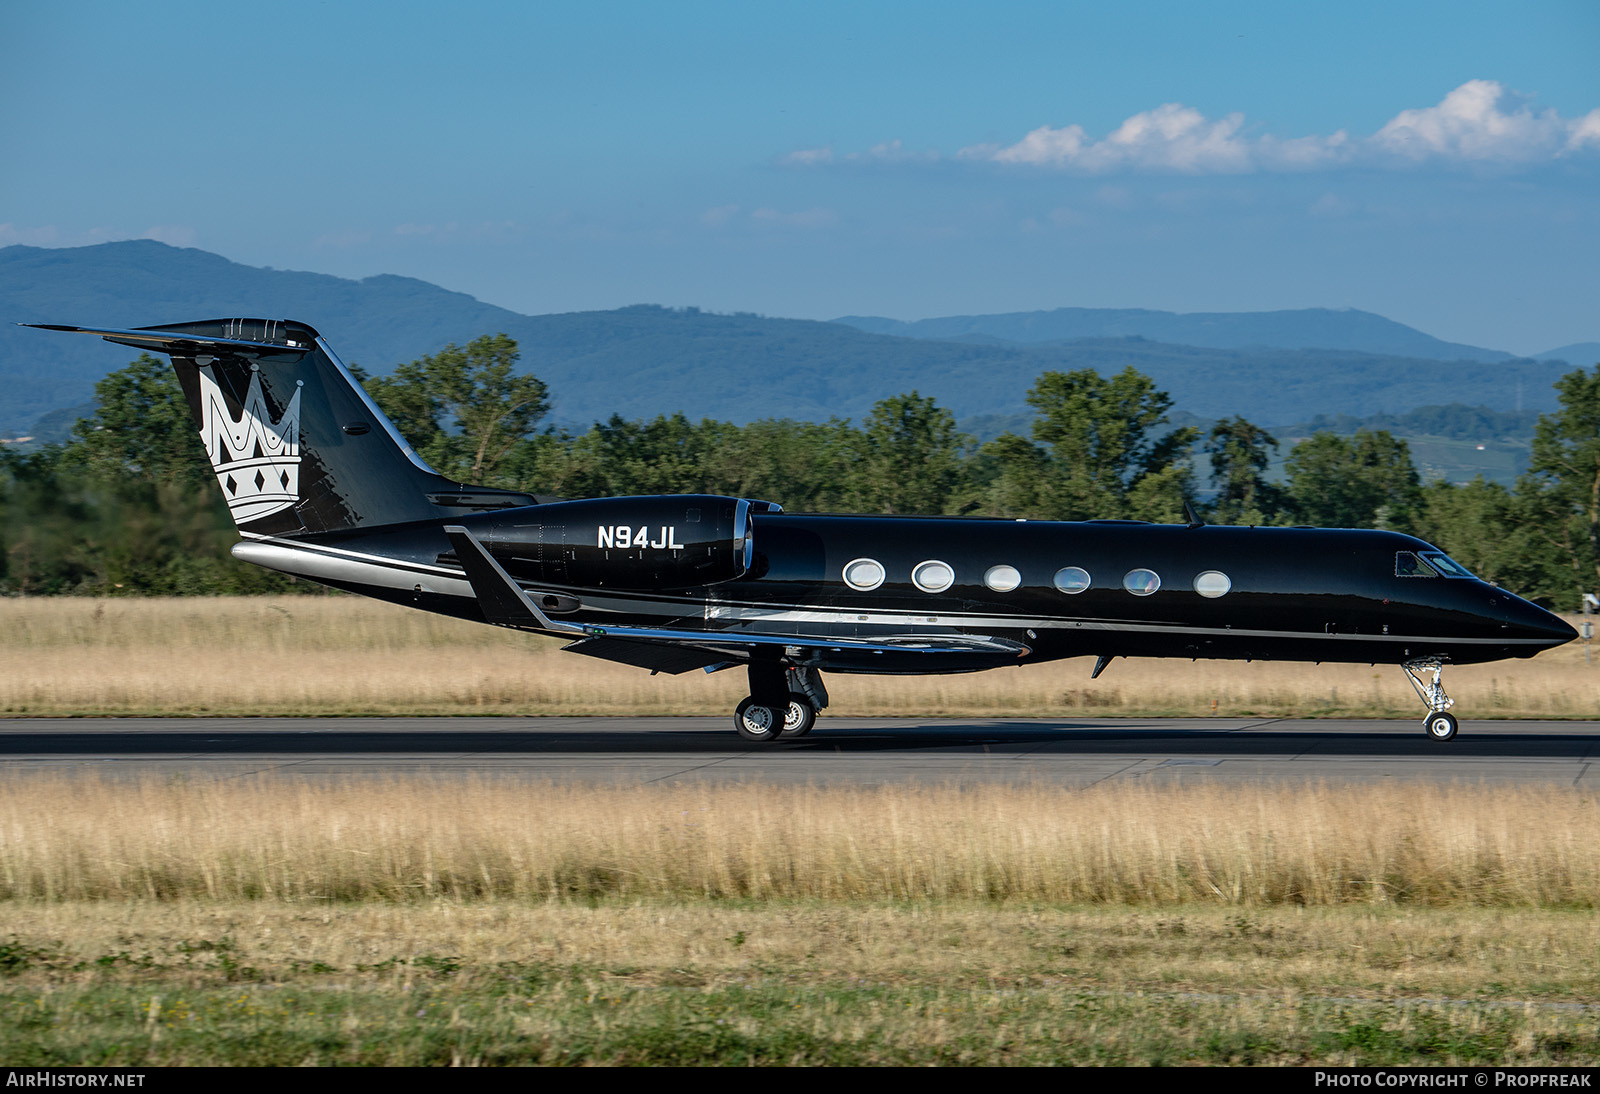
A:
477 495 763 590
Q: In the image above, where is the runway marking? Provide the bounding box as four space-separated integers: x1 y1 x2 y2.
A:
1223 717 1287 734
1080 760 1151 789
642 752 751 785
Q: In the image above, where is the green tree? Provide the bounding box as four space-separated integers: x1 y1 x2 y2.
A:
1517 365 1600 607
366 334 549 485
59 353 211 489
0 357 305 595
982 367 1197 521
707 418 859 513
1204 416 1284 525
846 391 968 514
1284 430 1422 529
564 413 741 497
1413 478 1554 601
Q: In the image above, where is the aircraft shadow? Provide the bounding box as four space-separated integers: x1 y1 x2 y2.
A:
0 721 1594 761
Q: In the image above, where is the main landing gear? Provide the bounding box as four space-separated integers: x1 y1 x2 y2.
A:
1402 658 1459 741
734 665 829 742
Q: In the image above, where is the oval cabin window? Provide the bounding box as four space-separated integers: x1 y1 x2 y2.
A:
1193 571 1232 598
1123 568 1161 596
984 565 1022 592
842 558 886 591
912 560 954 593
1053 566 1091 594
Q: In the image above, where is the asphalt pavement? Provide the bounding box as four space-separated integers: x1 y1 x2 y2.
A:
1 716 1596 786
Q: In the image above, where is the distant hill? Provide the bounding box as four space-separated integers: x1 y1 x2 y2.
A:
0 241 1574 439
0 241 527 437
834 306 1515 362
1535 342 1600 365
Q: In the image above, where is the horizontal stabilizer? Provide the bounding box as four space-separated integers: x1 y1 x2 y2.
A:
21 321 312 359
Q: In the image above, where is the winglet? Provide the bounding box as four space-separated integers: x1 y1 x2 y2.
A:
442 525 580 634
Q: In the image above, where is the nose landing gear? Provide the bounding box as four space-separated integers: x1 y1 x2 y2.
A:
733 665 828 742
1403 658 1458 741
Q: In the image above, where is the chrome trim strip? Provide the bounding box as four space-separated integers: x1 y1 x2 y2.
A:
232 541 474 597
702 605 1551 645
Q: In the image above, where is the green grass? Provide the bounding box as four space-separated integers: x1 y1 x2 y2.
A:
5 901 1600 1065
2 938 1596 1066
10 981 1592 1066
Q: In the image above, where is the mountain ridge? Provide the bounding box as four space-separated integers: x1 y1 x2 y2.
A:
832 306 1515 362
0 240 1579 438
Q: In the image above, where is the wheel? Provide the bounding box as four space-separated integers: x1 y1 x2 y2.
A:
734 697 782 742
779 696 816 737
1424 711 1459 741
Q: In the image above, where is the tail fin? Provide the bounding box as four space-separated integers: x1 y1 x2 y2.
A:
27 318 544 535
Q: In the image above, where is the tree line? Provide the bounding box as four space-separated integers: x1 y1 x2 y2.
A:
4 333 1599 609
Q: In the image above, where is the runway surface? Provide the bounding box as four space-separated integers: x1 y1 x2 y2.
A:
1 716 1598 785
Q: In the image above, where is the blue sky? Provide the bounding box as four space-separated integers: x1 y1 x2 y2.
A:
2 0 1597 354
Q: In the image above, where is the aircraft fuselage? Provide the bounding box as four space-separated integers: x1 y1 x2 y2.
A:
244 504 1575 673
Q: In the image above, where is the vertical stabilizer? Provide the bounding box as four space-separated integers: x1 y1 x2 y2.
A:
26 318 543 534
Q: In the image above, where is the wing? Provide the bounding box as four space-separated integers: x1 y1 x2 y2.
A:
442 525 1030 669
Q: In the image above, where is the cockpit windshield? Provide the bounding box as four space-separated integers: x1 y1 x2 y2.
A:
1420 551 1475 578
1395 551 1437 577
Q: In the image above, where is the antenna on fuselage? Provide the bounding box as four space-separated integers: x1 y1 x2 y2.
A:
1183 501 1205 529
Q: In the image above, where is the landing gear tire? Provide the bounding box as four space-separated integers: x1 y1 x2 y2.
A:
734 697 782 743
1403 658 1460 742
779 696 817 738
1424 711 1459 742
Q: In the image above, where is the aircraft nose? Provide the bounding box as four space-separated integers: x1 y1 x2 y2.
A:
1495 592 1578 647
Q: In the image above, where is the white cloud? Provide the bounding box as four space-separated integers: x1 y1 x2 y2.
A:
966 123 1085 166
781 146 833 166
966 101 1347 173
1569 110 1600 151
858 139 938 164
1370 79 1597 163
833 81 1598 175
785 139 937 167
700 204 741 227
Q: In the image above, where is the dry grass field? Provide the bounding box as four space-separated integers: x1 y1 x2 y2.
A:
3 595 1597 718
5 776 1600 1063
5 775 1600 906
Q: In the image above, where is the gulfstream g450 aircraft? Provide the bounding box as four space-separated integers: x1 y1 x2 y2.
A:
30 318 1577 742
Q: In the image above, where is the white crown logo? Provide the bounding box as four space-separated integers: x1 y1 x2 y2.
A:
196 361 302 525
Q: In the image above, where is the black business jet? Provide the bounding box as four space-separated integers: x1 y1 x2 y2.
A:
29 318 1577 742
